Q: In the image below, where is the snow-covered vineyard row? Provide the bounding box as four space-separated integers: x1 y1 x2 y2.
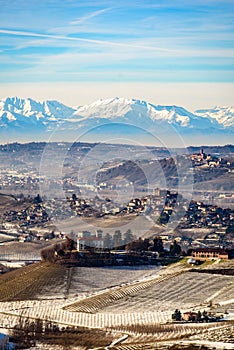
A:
1 302 234 346
1 260 234 350
64 270 184 313
109 323 234 349
104 271 234 314
0 274 233 332
0 301 172 328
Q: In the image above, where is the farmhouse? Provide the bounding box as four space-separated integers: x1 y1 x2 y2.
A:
183 311 198 321
191 247 229 260
77 231 104 251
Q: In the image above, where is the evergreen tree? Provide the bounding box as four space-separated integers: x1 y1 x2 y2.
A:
66 236 75 251
197 310 202 322
103 233 113 249
123 229 134 245
170 240 182 256
113 230 122 248
34 194 42 204
172 309 182 321
152 236 164 253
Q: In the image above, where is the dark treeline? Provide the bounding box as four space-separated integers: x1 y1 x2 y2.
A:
11 316 113 349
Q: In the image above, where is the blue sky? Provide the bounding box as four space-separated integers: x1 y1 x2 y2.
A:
0 0 233 108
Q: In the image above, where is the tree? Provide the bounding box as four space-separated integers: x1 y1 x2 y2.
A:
126 237 145 252
103 233 113 249
172 309 182 321
143 238 150 251
41 247 56 262
202 310 209 322
113 230 122 248
123 229 134 246
56 249 65 257
43 230 55 240
170 240 182 256
34 194 43 204
151 236 164 253
159 212 170 225
65 236 75 252
197 310 202 322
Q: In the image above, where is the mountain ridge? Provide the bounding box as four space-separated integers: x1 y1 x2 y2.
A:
0 96 233 145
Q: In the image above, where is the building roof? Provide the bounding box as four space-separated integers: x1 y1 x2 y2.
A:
192 247 227 254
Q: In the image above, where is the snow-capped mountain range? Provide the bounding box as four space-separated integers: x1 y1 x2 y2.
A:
0 97 233 145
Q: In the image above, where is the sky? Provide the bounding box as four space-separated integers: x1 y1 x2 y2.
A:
0 0 233 110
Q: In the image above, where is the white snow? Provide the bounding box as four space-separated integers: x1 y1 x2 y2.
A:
0 96 233 138
195 106 234 129
0 97 75 127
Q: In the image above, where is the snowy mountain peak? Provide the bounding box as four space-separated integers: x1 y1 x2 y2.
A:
0 96 233 145
0 97 75 123
195 106 234 129
74 97 203 128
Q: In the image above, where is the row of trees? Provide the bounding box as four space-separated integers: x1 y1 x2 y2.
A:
11 316 113 349
41 230 182 261
103 230 181 256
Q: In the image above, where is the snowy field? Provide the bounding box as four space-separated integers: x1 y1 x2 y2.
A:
0 261 234 348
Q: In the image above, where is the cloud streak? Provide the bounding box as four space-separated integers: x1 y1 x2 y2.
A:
0 28 174 52
70 7 112 25
0 0 233 89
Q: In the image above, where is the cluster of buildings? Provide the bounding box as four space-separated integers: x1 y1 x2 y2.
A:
190 149 231 168
69 194 148 217
63 230 232 264
182 310 223 322
3 203 49 227
180 201 233 229
69 189 233 233
0 170 40 192
68 189 178 218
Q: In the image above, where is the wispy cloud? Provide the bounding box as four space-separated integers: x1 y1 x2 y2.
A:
0 0 233 88
0 29 175 52
70 7 112 25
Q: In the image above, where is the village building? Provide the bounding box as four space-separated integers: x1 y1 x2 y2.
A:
191 247 229 260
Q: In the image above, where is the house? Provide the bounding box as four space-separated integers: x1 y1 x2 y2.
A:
77 231 104 251
77 237 104 251
191 247 229 260
183 311 198 321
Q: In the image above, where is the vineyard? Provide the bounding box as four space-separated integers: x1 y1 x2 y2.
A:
0 261 67 301
0 260 234 349
0 240 56 260
63 269 184 313
101 271 234 314
0 262 160 301
67 265 161 298
110 321 234 349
